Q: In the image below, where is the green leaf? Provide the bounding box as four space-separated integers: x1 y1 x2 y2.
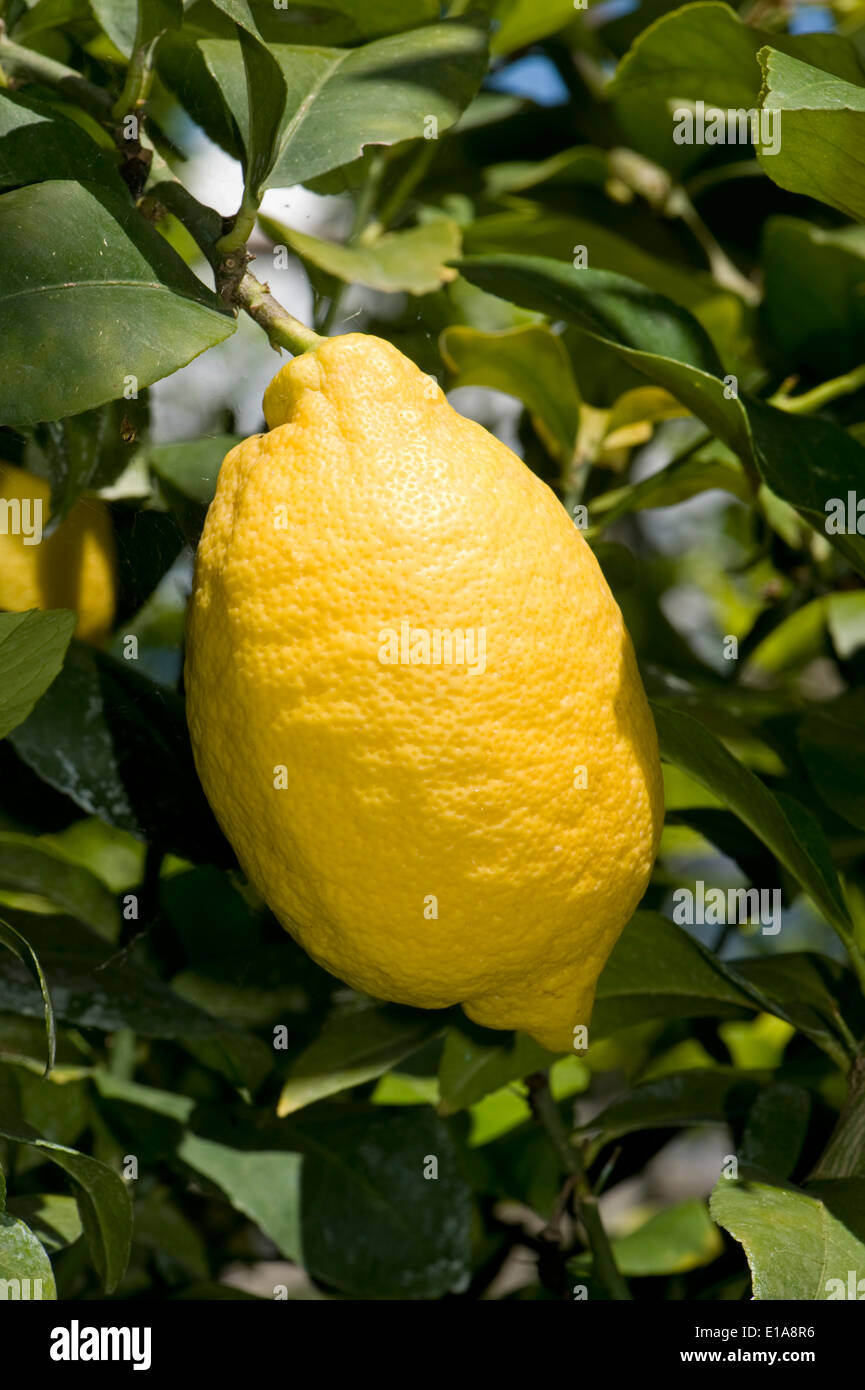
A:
286 1104 471 1298
591 446 748 527
744 595 831 676
758 48 865 222
462 206 723 316
135 0 183 49
149 434 240 507
438 1027 557 1114
0 180 234 428
179 1131 303 1262
592 910 755 1039
9 643 230 866
0 833 120 940
490 0 578 55
132 1186 209 1281
0 938 242 1039
0 917 55 1076
0 1212 56 1298
210 0 439 43
573 1199 722 1278
583 1069 766 1142
730 953 864 1063
90 0 182 58
455 254 865 576
611 1 863 175
236 24 287 201
763 218 865 376
185 1102 472 1297
261 215 461 296
798 692 865 833
740 1083 811 1178
0 91 120 191
0 1119 131 1293
201 20 488 192
0 609 75 741
5 1194 83 1254
440 323 580 464
1 1061 89 1148
651 702 853 937
88 0 139 57
711 1177 865 1299
277 1004 443 1116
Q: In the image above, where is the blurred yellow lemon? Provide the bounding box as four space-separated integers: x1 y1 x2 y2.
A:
0 462 115 644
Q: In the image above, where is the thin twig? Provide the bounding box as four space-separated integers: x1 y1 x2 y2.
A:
526 1071 631 1300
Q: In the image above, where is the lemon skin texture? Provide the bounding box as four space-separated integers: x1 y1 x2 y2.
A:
0 462 116 644
185 334 663 1053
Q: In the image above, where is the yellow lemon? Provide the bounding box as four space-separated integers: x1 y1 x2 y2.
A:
185 334 662 1051
0 462 115 643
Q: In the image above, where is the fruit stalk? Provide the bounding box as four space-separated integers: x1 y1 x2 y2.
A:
232 271 324 356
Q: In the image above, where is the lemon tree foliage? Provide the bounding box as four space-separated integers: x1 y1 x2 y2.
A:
0 0 864 1306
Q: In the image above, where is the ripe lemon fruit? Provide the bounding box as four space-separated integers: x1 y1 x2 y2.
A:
185 334 662 1052
0 462 116 644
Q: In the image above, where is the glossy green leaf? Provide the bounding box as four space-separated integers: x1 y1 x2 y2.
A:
277 1004 443 1116
763 218 865 376
148 435 239 507
611 1 863 175
0 917 55 1076
179 1131 303 1262
286 1104 472 1298
12 0 92 41
740 1083 811 1178
0 1211 56 1298
438 1027 556 1114
798 692 865 833
0 1119 131 1293
185 1101 472 1298
235 24 287 201
9 644 230 866
0 941 238 1040
758 48 865 221
711 1178 865 1299
584 1069 766 1143
462 207 722 315
592 911 755 1040
0 833 119 940
261 215 461 296
0 180 234 428
88 0 140 56
132 1187 209 1281
591 447 748 526
651 702 853 936
456 255 865 577
200 20 488 191
440 323 580 463
210 0 439 43
90 0 181 58
583 1199 722 1277
5 1193 83 1254
730 953 865 1064
0 91 118 190
0 609 75 741
490 0 578 55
